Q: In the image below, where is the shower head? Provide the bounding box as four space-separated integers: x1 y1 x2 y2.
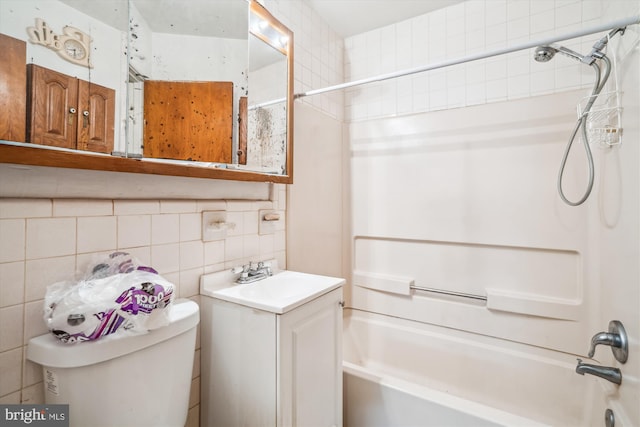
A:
533 46 557 62
533 45 591 64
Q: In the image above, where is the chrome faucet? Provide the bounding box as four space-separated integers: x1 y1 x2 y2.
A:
576 359 622 385
234 261 273 284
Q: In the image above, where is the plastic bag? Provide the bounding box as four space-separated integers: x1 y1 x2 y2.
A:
44 252 174 344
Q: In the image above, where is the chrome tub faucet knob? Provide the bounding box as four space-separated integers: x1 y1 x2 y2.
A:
588 320 628 363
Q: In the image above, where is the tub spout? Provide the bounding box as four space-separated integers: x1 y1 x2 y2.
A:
575 359 622 385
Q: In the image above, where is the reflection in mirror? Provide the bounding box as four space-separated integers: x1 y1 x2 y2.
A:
246 0 293 176
0 0 294 183
127 0 248 163
0 0 128 153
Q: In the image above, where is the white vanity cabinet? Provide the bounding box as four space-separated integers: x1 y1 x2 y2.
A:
200 270 344 427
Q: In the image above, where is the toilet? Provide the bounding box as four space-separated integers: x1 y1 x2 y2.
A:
27 299 199 427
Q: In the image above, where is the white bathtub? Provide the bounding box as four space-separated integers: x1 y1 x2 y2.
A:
344 362 546 427
343 309 599 427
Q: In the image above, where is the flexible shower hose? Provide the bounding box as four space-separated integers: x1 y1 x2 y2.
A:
557 54 611 206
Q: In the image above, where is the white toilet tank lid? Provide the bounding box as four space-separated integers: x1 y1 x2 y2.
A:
27 298 199 368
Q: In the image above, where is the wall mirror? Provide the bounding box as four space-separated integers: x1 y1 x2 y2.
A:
0 0 294 184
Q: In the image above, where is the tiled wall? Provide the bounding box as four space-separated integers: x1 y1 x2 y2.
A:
264 0 345 121
0 190 286 426
344 0 631 121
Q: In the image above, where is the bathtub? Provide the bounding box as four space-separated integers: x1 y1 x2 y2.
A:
343 309 599 427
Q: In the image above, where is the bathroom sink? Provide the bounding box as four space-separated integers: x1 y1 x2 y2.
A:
201 269 344 314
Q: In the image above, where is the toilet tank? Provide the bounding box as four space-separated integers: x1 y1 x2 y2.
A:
27 299 199 427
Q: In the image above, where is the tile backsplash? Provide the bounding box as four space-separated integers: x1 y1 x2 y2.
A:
0 191 286 426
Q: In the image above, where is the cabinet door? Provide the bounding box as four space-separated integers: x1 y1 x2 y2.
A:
278 288 343 427
27 64 78 149
143 80 233 162
77 80 115 153
0 34 26 142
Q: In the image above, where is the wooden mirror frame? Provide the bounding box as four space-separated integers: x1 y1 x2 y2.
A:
0 1 294 184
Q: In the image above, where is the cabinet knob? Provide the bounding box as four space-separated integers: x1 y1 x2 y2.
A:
69 107 77 114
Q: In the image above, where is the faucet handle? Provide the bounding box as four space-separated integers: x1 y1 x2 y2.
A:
231 264 251 280
588 320 628 364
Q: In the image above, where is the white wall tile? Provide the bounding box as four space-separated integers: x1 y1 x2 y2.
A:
180 213 202 242
20 382 44 405
243 211 260 236
225 211 244 236
53 200 112 217
117 215 151 248
507 53 530 77
0 305 23 351
77 216 117 253
556 64 582 89
160 200 197 214
113 200 160 216
259 234 275 257
485 23 507 47
180 241 204 271
24 256 75 302
26 218 75 260
243 235 260 259
508 74 531 99
225 236 243 262
507 16 530 40
23 300 48 342
0 220 25 263
179 267 203 299
507 1 529 21
0 262 24 307
0 391 21 404
163 272 180 296
0 200 51 219
195 201 226 213
151 214 180 245
150 243 180 275
22 355 42 388
447 86 466 108
486 78 508 101
531 69 556 95
486 57 508 79
0 348 22 396
530 10 555 35
466 82 487 106
530 0 555 15
204 240 225 267
581 1 602 21
556 2 582 28
485 1 507 26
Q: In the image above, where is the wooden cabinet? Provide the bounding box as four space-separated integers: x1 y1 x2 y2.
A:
26 64 115 154
143 80 233 163
201 287 343 427
0 34 27 142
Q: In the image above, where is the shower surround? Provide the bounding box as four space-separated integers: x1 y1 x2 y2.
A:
339 0 640 425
